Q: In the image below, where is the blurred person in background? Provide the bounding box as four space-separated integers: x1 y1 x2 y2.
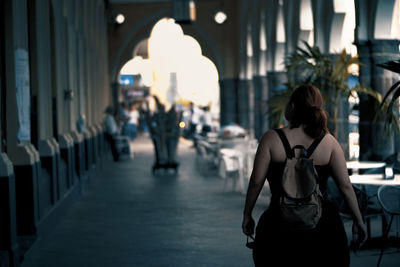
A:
200 105 213 136
165 104 182 169
123 102 140 159
104 106 120 162
189 101 201 146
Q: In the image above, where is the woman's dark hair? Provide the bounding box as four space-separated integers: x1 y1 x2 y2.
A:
284 84 328 138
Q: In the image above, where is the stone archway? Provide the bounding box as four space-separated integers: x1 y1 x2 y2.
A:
109 14 225 127
110 8 170 82
110 13 224 85
374 0 400 38
116 17 222 131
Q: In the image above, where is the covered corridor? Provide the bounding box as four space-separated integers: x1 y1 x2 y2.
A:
19 135 400 267
23 135 263 266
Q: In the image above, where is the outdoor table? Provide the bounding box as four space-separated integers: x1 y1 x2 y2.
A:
348 168 400 249
346 160 386 175
346 161 397 212
350 175 400 250
349 174 400 185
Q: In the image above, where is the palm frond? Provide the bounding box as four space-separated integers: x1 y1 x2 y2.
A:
372 96 398 136
349 85 382 103
331 50 359 85
296 47 313 58
379 81 400 109
384 112 400 134
377 60 400 74
266 89 293 128
269 42 389 137
386 87 400 115
302 41 321 59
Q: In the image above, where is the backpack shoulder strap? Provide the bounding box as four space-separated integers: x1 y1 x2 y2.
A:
274 128 294 158
306 133 326 158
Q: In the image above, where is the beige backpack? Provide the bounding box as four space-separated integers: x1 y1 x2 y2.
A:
275 129 325 230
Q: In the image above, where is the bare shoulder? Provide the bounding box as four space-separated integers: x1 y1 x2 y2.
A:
259 129 280 146
322 133 341 148
256 129 279 153
258 129 287 162
310 133 340 165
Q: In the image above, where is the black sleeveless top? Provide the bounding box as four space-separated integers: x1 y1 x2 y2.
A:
252 129 350 267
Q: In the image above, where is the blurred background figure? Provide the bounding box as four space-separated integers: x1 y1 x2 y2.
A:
76 113 86 133
189 101 201 147
116 102 129 130
200 105 212 136
103 106 120 162
147 96 168 172
122 102 140 159
165 104 182 170
138 100 150 136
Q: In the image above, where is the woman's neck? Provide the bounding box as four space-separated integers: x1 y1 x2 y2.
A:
288 124 306 130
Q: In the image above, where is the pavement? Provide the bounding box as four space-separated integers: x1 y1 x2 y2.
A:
23 134 400 267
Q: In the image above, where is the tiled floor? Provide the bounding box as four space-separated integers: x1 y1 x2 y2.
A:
24 135 400 267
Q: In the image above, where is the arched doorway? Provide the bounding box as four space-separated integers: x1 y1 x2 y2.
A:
118 17 221 130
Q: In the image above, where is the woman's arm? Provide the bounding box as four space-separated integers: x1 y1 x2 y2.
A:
242 131 273 235
329 136 368 246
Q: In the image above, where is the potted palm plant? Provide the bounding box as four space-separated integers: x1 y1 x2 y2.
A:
268 42 381 138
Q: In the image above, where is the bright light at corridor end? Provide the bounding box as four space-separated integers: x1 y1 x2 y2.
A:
214 11 227 24
147 18 220 109
115 14 125 24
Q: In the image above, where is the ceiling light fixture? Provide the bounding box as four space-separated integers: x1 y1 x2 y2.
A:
214 10 227 24
115 13 125 24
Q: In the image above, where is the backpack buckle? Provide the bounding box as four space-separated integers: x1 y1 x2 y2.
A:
292 145 307 158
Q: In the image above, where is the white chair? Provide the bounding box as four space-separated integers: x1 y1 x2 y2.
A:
218 149 245 193
235 140 258 189
376 185 400 267
196 141 218 175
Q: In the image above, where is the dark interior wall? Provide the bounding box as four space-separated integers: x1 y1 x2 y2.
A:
0 0 5 152
27 0 38 147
